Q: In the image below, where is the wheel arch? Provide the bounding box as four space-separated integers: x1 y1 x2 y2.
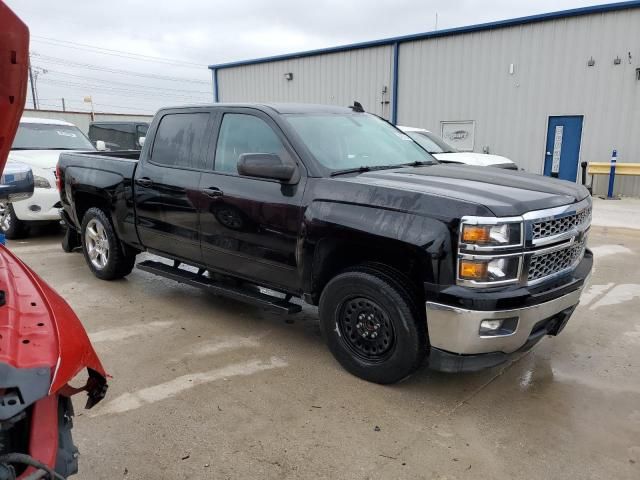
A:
301 201 454 305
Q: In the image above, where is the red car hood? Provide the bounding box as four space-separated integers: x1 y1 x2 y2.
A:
0 1 107 403
0 245 107 395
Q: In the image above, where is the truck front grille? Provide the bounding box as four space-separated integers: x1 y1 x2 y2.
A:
528 239 587 282
532 206 591 241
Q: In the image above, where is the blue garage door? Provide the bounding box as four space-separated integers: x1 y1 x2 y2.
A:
543 116 583 182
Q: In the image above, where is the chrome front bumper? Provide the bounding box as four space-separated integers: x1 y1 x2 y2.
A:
425 286 585 356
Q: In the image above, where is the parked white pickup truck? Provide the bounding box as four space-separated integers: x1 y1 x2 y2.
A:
399 126 517 169
1 117 96 238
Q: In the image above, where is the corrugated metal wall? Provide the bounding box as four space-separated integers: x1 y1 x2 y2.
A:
215 8 640 195
397 9 640 196
217 46 394 119
22 109 154 135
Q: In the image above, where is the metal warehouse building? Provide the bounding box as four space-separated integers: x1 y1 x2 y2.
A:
209 1 640 196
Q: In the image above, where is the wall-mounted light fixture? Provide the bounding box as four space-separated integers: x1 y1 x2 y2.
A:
636 68 640 81
284 72 293 81
614 56 622 65
587 57 595 67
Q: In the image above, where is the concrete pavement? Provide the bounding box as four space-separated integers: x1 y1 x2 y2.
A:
7 210 640 479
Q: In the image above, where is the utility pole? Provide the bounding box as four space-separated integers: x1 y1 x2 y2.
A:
61 98 66 112
84 96 95 121
28 60 37 109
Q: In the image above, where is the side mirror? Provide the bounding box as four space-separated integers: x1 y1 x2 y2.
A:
138 136 146 147
237 153 296 181
0 162 34 202
96 140 107 151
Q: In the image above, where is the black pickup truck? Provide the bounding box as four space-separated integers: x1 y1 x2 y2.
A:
58 103 593 383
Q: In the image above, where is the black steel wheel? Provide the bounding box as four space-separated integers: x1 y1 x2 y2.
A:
320 265 426 384
338 296 395 362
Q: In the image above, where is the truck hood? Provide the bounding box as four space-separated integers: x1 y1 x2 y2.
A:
8 149 73 169
433 152 514 167
338 164 589 217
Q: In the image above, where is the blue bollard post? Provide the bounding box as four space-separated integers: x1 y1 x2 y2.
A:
607 150 617 199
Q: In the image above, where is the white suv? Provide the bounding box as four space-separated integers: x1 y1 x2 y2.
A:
399 126 517 169
1 117 95 238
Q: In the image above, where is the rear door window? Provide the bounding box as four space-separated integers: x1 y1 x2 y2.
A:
151 113 210 169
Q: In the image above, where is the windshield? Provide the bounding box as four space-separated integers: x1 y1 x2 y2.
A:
406 131 457 154
12 123 95 150
285 113 436 171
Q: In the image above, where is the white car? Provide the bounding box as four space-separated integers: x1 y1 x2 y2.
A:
1 117 96 238
399 126 517 169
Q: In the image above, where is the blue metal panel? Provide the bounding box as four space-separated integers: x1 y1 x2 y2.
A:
208 1 640 70
212 68 219 102
391 42 399 125
543 116 584 182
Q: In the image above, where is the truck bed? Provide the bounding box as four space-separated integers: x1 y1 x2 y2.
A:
58 150 141 247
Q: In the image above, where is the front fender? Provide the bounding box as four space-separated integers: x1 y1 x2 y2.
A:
301 200 455 294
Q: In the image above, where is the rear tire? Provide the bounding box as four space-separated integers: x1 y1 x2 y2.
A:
81 207 136 280
0 203 29 239
319 265 426 384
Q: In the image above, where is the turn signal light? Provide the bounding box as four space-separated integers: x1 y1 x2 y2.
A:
461 225 491 244
459 260 488 280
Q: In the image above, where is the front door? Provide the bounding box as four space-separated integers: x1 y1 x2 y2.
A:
198 109 306 291
543 116 583 181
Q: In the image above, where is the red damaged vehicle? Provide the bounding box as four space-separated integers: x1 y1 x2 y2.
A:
0 3 108 479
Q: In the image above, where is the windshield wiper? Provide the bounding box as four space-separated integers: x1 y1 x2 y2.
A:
330 164 405 177
402 160 438 167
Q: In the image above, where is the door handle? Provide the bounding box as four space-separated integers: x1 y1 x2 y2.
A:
201 187 223 198
136 177 153 187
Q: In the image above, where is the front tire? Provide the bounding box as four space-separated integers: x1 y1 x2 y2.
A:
319 266 426 384
81 208 136 280
0 203 29 239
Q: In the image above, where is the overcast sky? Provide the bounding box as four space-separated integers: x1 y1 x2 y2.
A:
7 0 608 115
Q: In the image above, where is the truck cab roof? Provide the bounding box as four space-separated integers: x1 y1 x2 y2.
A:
158 103 358 115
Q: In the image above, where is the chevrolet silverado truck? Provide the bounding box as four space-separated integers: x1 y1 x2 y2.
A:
57 104 593 384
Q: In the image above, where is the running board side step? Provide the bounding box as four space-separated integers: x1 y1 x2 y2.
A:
137 260 302 314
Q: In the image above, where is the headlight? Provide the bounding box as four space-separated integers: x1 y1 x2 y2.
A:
458 255 521 284
460 221 522 248
33 175 51 189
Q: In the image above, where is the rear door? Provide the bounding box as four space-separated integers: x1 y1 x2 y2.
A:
198 108 306 291
134 110 213 262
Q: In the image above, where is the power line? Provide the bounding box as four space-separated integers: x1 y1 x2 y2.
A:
32 35 206 68
32 53 210 84
40 68 212 95
38 78 212 100
31 100 156 114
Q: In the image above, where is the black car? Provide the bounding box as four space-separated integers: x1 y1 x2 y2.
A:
58 103 593 384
